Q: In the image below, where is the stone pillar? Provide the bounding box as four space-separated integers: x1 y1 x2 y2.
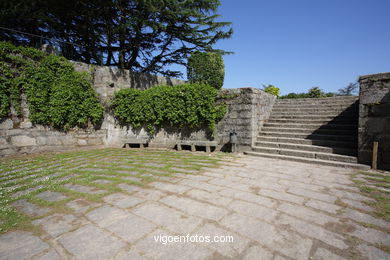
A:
358 72 390 170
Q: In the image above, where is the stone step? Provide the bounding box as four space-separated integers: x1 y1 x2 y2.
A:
270 115 357 120
274 104 358 110
259 131 357 141
256 136 357 148
276 96 358 102
254 141 357 156
261 127 357 135
272 107 358 113
270 111 357 117
251 146 358 163
263 123 357 130
275 100 358 105
244 151 369 170
275 97 358 104
274 102 358 109
267 118 358 124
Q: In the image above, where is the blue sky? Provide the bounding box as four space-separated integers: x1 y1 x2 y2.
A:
183 0 390 95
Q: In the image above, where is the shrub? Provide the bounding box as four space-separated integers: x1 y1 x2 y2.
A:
187 51 224 89
112 83 226 134
307 87 325 98
0 41 103 130
279 87 335 99
262 84 280 97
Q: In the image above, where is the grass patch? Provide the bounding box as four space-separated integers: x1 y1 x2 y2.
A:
0 148 227 233
353 171 390 222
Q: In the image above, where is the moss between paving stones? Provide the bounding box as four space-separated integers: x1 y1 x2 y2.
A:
0 148 228 234
352 171 390 223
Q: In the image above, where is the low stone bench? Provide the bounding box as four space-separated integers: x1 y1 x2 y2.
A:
123 139 149 148
177 140 218 153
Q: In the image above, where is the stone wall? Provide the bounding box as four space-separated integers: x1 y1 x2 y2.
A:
216 88 276 151
0 61 275 157
0 93 107 156
72 61 186 106
358 72 390 171
0 62 186 157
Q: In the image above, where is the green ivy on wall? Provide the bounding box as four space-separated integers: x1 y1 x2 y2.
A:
0 41 103 130
112 83 227 135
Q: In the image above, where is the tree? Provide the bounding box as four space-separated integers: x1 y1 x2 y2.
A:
308 87 325 98
0 0 233 77
262 84 280 97
187 51 224 89
338 82 358 96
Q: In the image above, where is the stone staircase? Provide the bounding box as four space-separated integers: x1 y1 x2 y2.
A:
245 96 369 169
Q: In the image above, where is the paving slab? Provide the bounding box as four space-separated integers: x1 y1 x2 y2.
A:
243 246 273 260
161 195 228 221
11 199 50 217
35 191 68 202
134 229 213 260
132 202 202 234
196 223 250 258
121 176 142 182
112 249 145 260
118 183 141 193
36 249 62 260
93 179 114 184
32 214 86 237
58 224 126 260
149 181 191 194
221 213 313 259
63 183 106 194
66 198 101 214
86 205 156 243
0 231 49 259
357 244 390 260
312 247 346 260
103 193 143 208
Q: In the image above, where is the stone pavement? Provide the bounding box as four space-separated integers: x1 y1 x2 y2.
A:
1 155 389 260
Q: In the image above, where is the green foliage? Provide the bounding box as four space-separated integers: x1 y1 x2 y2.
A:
279 87 335 99
112 83 226 134
0 41 103 130
338 82 358 96
0 0 232 77
262 84 280 97
307 87 325 98
187 51 225 89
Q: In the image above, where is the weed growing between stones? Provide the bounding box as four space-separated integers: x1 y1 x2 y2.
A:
353 171 390 222
0 148 226 233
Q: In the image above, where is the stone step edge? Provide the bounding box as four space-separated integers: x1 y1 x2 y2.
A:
275 96 358 101
256 136 357 147
273 105 358 109
254 141 357 154
259 131 357 138
244 151 369 170
267 119 358 124
264 123 357 127
275 98 358 103
270 115 358 119
271 110 357 113
261 127 356 133
251 146 357 161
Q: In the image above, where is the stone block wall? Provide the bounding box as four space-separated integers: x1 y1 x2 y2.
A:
358 72 390 170
72 62 186 106
0 62 186 157
216 88 276 151
0 61 275 157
